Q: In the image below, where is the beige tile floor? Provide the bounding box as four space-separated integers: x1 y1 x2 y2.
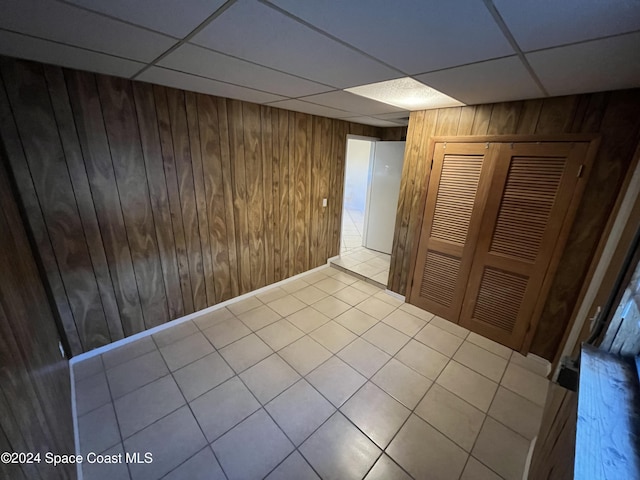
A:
73 266 549 480
332 246 392 287
341 208 365 253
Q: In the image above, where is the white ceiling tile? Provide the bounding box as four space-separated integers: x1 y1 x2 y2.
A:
494 0 640 52
159 44 333 97
268 0 514 74
265 99 353 119
65 0 226 38
191 0 402 88
0 0 176 62
136 67 286 104
0 30 145 78
343 116 403 127
415 56 544 105
300 91 406 116
527 32 640 96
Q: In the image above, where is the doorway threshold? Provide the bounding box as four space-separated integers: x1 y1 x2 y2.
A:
330 246 391 289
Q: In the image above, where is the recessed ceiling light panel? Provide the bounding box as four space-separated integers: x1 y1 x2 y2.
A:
346 77 464 110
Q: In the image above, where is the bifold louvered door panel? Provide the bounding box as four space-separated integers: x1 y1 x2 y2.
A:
408 143 497 319
459 142 589 349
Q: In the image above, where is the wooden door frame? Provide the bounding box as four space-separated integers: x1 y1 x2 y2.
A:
405 133 601 354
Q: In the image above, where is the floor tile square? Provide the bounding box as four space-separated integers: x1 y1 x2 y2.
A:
311 296 351 319
293 285 329 305
106 350 169 399
472 417 530 480
219 334 273 373
351 280 381 295
102 336 157 370
387 414 468 480
437 361 498 412
300 412 381 480
240 354 301 403
352 262 384 277
509 352 550 377
309 321 357 353
363 322 410 355
306 356 366 407
256 319 304 351
160 332 215 371
202 317 251 349
370 270 389 285
194 307 235 331
395 340 448 380
280 278 309 294
488 386 543 440
415 323 464 357
237 304 281 331
454 341 508 382
191 377 260 442
356 297 397 320
212 409 294 480
73 356 104 382
266 379 335 445
415 384 485 451
302 271 330 284
227 296 262 316
265 451 319 480
364 454 412 480
341 382 410 448
460 457 502 480
152 320 198 348
164 447 226 480
114 375 185 438
124 406 206 480
467 332 512 359
287 306 331 332
331 271 359 285
398 303 435 322
173 351 234 401
256 286 289 304
430 316 470 339
334 308 378 335
337 338 390 378
81 443 128 480
372 358 432 409
278 336 332 376
501 363 549 406
75 370 111 416
268 295 307 317
372 290 403 307
382 310 426 336
314 277 349 294
78 403 120 456
332 285 371 306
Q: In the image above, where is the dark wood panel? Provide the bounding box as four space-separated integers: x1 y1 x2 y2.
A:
1 59 109 350
66 69 145 339
132 82 184 320
0 56 385 354
389 89 640 361
0 154 74 479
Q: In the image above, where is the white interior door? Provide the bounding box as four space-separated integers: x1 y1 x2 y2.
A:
363 141 406 254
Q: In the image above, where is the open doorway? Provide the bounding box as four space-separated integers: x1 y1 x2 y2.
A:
333 135 406 287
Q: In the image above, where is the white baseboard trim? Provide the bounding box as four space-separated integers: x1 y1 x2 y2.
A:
69 263 336 365
522 435 537 479
384 289 405 302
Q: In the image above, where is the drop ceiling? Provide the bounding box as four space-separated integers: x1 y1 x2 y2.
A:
0 0 639 127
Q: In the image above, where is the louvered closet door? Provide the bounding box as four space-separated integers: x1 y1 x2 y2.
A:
408 142 497 319
459 142 589 349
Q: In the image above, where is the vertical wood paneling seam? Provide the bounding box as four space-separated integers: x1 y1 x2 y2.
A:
129 87 171 318
41 69 112 343
93 74 149 328
0 74 84 350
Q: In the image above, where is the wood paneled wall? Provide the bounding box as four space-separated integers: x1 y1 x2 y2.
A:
0 153 74 480
0 56 382 355
389 90 640 360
